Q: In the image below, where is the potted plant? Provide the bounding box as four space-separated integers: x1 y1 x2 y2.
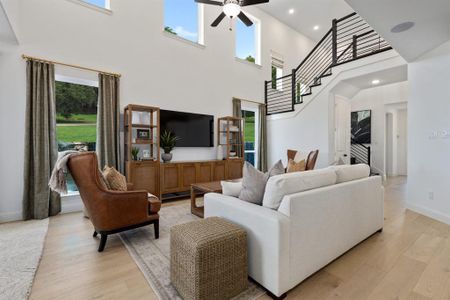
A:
160 130 180 163
131 147 140 161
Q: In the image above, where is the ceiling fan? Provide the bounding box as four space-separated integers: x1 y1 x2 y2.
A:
195 0 269 28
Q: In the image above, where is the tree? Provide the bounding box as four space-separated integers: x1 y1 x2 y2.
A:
245 55 256 63
164 26 177 35
56 81 98 119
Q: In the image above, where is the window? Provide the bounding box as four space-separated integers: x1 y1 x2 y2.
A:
236 15 261 64
164 0 204 44
56 80 98 193
242 110 256 166
271 53 284 90
82 0 110 9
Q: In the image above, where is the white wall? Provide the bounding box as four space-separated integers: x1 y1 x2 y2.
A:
407 40 450 225
349 82 409 175
0 0 314 221
267 51 406 169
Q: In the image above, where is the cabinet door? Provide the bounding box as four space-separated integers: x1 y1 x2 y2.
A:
181 163 197 189
197 162 213 183
161 164 180 193
227 159 243 180
213 161 227 181
127 161 159 195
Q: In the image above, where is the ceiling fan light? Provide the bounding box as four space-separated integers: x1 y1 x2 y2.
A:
223 3 240 18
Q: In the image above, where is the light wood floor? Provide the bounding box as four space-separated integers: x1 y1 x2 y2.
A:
30 177 450 300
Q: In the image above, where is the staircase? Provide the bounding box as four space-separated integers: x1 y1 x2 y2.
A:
265 12 392 115
351 139 371 166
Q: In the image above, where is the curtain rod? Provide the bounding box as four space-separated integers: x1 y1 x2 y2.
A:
22 54 121 78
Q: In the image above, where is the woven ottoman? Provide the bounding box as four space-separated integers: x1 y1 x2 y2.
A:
170 217 248 300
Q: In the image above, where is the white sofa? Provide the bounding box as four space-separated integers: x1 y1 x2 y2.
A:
204 165 384 297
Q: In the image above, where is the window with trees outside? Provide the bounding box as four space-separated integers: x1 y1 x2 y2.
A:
236 15 260 64
82 0 110 9
164 0 203 44
56 81 98 193
242 110 256 166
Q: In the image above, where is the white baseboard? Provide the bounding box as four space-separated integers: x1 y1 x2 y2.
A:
406 202 450 226
0 211 23 223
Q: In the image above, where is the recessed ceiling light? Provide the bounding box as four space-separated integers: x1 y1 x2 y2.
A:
288 8 295 14
391 21 415 33
372 79 380 85
313 25 320 31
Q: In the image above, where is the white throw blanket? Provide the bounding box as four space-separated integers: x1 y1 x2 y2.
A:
48 150 81 194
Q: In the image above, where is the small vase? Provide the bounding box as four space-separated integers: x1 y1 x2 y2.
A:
161 152 173 163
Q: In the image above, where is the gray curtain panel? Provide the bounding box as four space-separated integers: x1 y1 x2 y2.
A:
257 104 268 172
23 60 61 220
232 98 242 118
97 73 121 171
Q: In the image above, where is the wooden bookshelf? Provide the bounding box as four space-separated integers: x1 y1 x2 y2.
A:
124 104 160 196
218 116 245 160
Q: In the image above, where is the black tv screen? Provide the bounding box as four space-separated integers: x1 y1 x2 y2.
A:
160 110 214 147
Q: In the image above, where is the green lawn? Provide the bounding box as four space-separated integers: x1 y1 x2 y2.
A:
57 114 97 124
57 124 96 143
244 116 255 142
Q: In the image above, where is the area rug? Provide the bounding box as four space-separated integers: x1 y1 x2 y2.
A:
120 203 267 300
0 218 49 300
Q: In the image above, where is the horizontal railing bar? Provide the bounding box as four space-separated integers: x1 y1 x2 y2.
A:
295 28 332 72
336 12 357 23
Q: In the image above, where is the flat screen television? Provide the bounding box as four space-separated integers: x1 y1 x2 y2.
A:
160 110 214 147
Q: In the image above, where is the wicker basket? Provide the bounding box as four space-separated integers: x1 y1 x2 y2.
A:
170 217 248 300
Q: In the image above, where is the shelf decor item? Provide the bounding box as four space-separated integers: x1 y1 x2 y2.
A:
124 104 160 197
131 147 140 161
160 130 180 163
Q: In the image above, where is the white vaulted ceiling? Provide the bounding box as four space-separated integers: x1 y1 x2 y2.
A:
259 0 353 41
345 0 450 61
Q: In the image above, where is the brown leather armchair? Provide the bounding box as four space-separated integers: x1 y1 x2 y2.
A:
287 149 320 171
68 152 160 252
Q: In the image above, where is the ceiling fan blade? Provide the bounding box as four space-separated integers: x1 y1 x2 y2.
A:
238 11 253 26
211 12 227 27
240 0 269 7
195 0 223 6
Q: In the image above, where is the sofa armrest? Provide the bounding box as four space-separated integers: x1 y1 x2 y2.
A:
204 193 291 297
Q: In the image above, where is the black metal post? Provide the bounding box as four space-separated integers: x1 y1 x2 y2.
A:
292 69 296 108
332 19 338 65
352 35 358 59
367 146 371 167
264 80 269 115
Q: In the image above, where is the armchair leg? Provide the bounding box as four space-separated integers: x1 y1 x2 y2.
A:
93 231 98 238
98 234 108 252
154 220 159 239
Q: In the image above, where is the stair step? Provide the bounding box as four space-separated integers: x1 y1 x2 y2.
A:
320 72 333 78
301 92 312 97
310 83 322 88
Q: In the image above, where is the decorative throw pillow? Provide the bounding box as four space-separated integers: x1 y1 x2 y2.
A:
293 151 308 163
287 159 306 173
103 166 127 191
98 169 111 190
221 180 243 197
238 160 285 205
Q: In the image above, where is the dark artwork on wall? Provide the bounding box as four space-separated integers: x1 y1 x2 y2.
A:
351 110 371 144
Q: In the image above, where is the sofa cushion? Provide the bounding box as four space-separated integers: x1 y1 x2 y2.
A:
221 180 243 197
329 164 370 183
262 168 337 210
239 160 285 205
